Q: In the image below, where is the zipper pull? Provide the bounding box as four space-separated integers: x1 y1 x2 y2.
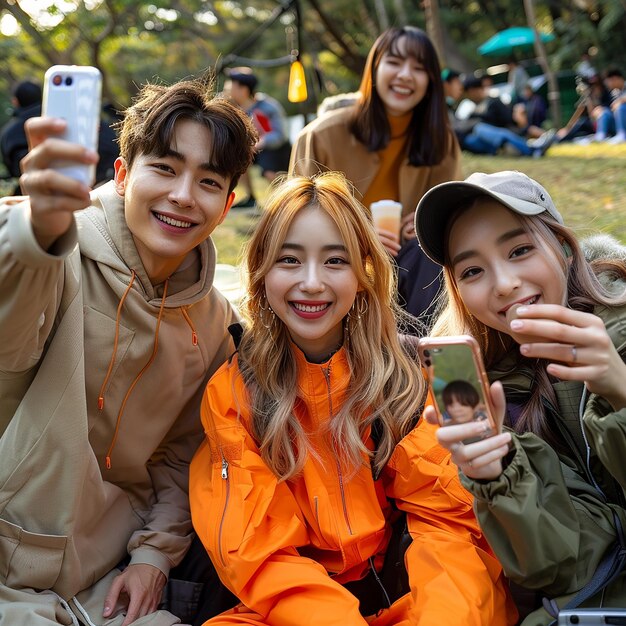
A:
221 458 229 479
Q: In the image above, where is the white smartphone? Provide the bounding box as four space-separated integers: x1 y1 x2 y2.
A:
417 335 498 443
42 65 102 186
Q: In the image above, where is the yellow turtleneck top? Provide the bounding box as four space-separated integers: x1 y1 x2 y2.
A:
361 111 412 211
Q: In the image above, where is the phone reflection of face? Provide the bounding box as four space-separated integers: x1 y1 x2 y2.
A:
419 339 495 442
441 379 480 425
444 397 475 423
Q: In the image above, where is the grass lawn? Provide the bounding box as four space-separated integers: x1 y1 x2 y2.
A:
215 142 626 267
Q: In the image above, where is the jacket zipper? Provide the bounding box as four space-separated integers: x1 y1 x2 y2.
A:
322 363 354 536
335 457 354 535
217 454 230 567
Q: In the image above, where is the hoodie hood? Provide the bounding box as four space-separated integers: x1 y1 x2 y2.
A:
78 180 218 307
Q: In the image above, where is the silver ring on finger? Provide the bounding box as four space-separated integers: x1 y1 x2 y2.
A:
571 345 577 363
450 442 462 453
466 460 473 468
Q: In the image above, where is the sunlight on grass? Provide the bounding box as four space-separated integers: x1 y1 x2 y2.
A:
213 166 269 266
216 147 626 267
461 144 626 241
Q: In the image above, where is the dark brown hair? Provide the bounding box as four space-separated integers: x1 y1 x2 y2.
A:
442 380 479 408
117 77 258 194
349 26 452 166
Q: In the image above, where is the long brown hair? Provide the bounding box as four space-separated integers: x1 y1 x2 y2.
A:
432 209 626 443
238 172 426 480
349 26 452 166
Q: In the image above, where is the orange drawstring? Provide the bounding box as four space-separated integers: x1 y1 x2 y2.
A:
98 270 137 411
104 277 169 470
181 307 198 346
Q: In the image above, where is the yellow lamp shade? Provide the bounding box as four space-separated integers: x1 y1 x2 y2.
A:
288 60 308 103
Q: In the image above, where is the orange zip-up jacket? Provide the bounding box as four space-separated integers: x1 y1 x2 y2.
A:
190 346 516 626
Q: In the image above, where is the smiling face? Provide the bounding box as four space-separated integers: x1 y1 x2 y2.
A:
445 397 476 423
264 205 360 362
447 198 567 344
114 118 235 284
375 35 430 116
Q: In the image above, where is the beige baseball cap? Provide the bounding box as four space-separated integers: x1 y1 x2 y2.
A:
415 170 563 265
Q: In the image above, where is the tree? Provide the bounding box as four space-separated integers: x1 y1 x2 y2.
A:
524 0 561 127
1 0 625 120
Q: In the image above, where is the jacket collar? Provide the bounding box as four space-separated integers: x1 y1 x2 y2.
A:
290 342 350 400
291 340 347 371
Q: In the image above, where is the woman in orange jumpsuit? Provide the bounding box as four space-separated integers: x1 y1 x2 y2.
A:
190 172 515 626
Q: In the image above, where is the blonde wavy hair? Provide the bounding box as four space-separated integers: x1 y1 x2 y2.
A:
431 206 626 445
238 172 426 480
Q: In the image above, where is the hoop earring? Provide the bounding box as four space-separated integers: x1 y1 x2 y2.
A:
356 292 368 317
347 292 368 330
259 293 276 331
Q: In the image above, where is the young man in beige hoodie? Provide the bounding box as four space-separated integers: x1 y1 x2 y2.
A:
0 78 256 625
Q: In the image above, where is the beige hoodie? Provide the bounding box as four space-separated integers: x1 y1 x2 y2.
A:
0 181 236 599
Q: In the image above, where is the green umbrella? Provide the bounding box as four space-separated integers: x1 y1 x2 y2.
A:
478 27 555 57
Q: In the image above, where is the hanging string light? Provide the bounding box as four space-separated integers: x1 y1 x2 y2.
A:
287 0 307 102
215 0 308 103
288 53 307 102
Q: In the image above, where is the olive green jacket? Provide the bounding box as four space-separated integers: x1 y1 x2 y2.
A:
461 275 626 625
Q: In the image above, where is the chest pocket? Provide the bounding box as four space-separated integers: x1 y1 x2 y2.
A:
0 517 67 591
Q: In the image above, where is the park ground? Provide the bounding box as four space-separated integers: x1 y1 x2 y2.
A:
214 142 626 267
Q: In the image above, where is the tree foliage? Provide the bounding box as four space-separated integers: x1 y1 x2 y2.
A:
0 0 624 126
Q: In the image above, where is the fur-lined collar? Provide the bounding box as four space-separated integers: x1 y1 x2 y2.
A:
581 234 626 262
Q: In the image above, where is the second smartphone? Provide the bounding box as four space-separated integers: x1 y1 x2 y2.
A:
417 335 498 443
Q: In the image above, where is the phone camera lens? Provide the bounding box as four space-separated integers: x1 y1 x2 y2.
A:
423 349 430 358
52 75 62 86
65 76 73 86
424 359 431 367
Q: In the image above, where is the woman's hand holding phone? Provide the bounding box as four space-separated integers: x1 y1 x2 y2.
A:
416 333 513 479
425 381 511 479
511 303 626 411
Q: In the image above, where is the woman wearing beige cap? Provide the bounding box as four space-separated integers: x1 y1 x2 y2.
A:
414 170 626 624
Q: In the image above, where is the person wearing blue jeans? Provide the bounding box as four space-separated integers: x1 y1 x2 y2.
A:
464 122 543 156
595 73 626 144
576 68 626 144
595 106 625 140
442 70 553 158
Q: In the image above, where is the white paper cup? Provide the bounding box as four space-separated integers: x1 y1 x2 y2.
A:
370 200 402 236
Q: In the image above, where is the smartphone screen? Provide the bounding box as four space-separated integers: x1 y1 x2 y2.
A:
418 336 497 442
42 65 102 186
